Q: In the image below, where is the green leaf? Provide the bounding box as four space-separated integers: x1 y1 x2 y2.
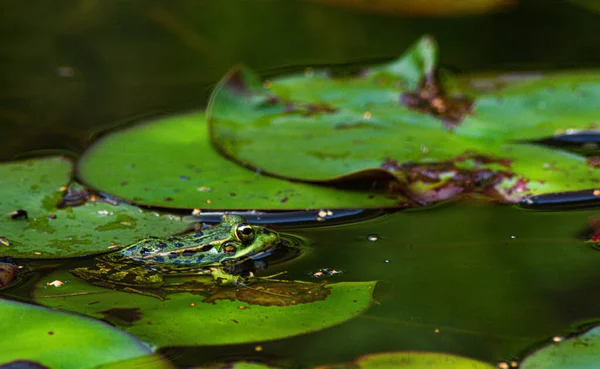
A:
0 298 150 368
316 351 497 369
77 112 406 210
460 73 600 141
208 37 599 204
33 269 377 346
0 156 189 258
520 327 600 369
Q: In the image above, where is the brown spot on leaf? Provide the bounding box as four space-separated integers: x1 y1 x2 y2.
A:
226 68 251 95
381 152 528 204
96 307 143 327
401 71 473 129
587 157 600 168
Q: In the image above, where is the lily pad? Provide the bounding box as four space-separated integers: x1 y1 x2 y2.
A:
33 269 377 346
0 156 188 258
208 36 600 204
77 112 406 210
520 327 600 369
314 351 497 369
0 298 151 368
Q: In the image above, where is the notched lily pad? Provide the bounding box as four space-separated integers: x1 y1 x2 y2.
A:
314 351 496 369
0 156 189 258
208 36 600 205
0 298 150 368
400 71 474 129
520 327 600 369
77 112 406 210
34 269 376 346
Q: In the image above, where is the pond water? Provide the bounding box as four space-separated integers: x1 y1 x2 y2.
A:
3 1 600 368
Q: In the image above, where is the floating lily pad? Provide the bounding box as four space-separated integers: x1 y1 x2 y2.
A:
208 36 599 204
314 351 497 369
520 327 600 369
77 112 406 210
0 298 151 368
33 269 377 346
0 156 188 258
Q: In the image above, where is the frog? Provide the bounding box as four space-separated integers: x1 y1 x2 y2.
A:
71 214 282 297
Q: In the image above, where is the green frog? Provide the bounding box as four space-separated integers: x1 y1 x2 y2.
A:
71 214 282 296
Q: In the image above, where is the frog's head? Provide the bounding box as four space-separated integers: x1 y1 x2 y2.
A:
216 214 280 263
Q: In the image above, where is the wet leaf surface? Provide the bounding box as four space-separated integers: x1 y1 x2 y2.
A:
208 36 600 205
0 157 189 258
77 113 406 210
0 298 150 368
33 269 376 346
520 327 600 369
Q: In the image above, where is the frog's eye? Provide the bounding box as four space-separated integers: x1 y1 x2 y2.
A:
223 244 237 255
234 223 255 244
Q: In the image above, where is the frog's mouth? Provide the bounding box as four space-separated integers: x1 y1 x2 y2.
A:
223 228 280 263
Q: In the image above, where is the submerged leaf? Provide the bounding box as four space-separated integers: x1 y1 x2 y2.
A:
33 269 376 346
315 351 497 369
0 157 188 258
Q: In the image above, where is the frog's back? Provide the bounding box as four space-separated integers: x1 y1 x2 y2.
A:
106 235 224 266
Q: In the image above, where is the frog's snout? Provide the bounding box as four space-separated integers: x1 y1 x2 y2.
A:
259 228 280 244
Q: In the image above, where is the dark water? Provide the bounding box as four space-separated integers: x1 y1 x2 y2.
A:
3 0 600 160
3 1 600 367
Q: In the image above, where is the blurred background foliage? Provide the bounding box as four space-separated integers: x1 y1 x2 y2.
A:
1 0 600 160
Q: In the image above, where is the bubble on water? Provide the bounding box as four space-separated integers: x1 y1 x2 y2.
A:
367 234 379 242
56 66 75 78
311 268 343 279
